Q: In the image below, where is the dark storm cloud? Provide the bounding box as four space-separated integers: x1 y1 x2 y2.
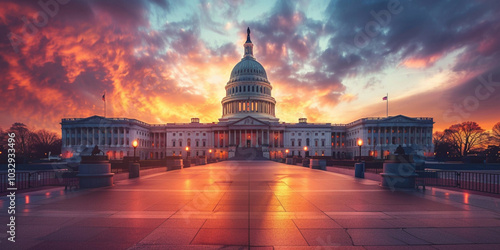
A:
323 0 500 76
245 0 341 99
0 0 239 131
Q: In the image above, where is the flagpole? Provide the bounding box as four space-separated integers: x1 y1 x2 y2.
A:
103 91 106 118
386 93 388 117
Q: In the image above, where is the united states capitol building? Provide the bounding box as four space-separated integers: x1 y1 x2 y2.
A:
61 28 434 161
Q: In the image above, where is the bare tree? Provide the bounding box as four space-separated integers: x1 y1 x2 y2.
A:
8 123 36 160
444 121 488 157
433 131 447 146
491 122 500 145
33 129 61 157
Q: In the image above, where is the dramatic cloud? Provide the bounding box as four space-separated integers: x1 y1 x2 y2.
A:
1 0 500 134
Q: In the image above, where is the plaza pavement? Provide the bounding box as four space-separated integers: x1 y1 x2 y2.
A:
1 160 500 249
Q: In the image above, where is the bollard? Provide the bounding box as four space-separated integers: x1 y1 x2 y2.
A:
354 163 365 178
128 162 140 178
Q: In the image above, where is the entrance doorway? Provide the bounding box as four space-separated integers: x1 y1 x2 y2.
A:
246 140 251 147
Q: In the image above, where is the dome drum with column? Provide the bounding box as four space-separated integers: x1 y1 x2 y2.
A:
219 27 278 123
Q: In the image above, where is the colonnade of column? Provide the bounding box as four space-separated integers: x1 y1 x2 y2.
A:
212 129 284 148
222 100 275 116
63 127 129 147
363 126 431 147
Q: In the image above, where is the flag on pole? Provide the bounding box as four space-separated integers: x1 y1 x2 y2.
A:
382 96 387 101
102 93 106 101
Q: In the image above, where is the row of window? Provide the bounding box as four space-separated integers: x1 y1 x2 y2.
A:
290 132 327 137
366 128 432 133
171 139 206 148
170 132 206 137
234 68 264 75
227 85 270 95
290 138 326 147
346 137 432 146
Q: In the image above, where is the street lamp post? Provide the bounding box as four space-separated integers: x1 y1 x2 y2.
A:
129 139 140 178
357 139 363 162
185 146 190 158
132 140 138 162
285 149 289 157
303 146 309 158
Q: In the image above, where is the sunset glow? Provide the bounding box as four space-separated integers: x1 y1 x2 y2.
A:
1 1 500 133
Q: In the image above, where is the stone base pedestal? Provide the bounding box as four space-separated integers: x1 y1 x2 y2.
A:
380 156 417 188
302 158 310 167
309 159 326 170
78 156 114 188
129 163 140 178
199 157 207 165
166 158 183 171
184 159 191 168
285 158 293 165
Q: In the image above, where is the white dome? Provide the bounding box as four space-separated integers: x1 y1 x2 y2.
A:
228 58 269 84
219 27 278 123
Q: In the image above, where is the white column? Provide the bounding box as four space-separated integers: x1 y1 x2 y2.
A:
371 127 374 148
98 128 101 146
388 127 391 146
261 129 264 146
122 128 126 146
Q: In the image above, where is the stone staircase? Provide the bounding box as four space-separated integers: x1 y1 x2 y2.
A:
229 147 268 161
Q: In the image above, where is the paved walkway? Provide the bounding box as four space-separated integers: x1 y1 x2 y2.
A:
2 161 500 249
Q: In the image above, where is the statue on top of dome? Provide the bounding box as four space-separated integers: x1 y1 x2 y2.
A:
246 27 252 43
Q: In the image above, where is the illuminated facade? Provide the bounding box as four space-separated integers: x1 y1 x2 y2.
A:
61 28 434 160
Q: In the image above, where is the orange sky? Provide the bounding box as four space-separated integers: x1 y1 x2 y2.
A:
1 1 499 135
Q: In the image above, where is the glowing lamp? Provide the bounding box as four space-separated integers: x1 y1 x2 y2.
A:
303 146 308 151
132 140 138 162
285 149 289 154
357 138 363 162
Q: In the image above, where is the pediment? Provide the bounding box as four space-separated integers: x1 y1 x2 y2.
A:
83 116 105 123
230 116 268 126
384 115 419 123
68 115 109 124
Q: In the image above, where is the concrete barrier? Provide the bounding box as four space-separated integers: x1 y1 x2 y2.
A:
380 156 417 188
